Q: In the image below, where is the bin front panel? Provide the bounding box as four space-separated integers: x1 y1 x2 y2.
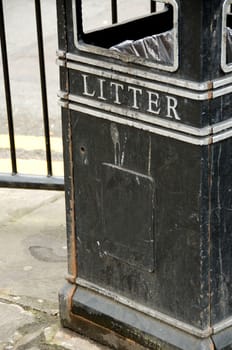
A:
69 110 210 330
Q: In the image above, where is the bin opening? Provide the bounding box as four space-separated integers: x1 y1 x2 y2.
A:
109 29 174 65
75 1 176 68
227 13 232 63
81 5 173 48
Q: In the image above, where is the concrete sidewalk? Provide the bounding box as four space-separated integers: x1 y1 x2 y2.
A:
0 188 107 350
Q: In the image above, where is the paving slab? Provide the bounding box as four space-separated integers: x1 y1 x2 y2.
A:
0 302 35 345
0 189 66 306
0 298 108 350
0 188 109 349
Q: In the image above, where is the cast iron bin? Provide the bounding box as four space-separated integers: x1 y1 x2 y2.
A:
57 1 232 349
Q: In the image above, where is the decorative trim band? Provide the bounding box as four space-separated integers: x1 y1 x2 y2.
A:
59 93 232 145
66 61 209 100
65 53 232 98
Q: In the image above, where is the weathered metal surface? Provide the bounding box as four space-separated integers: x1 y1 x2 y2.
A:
58 0 232 349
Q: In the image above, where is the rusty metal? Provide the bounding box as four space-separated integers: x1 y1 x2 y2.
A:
66 110 78 281
69 312 148 350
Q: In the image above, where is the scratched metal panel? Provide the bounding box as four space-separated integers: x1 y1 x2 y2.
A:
210 138 232 325
70 110 208 330
101 163 155 272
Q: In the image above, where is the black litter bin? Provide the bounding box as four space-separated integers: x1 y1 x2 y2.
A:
57 0 232 349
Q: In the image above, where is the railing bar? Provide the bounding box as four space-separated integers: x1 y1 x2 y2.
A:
111 0 118 24
0 0 17 174
34 0 53 176
0 173 64 191
151 1 157 13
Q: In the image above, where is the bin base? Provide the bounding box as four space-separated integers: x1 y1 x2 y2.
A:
59 282 232 350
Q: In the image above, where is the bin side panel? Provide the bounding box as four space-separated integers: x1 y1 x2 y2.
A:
211 138 232 325
211 95 232 125
201 0 222 81
180 0 222 81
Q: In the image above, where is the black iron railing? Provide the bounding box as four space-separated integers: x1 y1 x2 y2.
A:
0 0 64 190
35 0 53 178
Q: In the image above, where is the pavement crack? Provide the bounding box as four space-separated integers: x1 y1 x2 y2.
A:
0 295 59 317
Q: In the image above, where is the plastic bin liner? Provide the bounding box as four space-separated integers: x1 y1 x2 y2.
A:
110 29 174 65
227 27 232 63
